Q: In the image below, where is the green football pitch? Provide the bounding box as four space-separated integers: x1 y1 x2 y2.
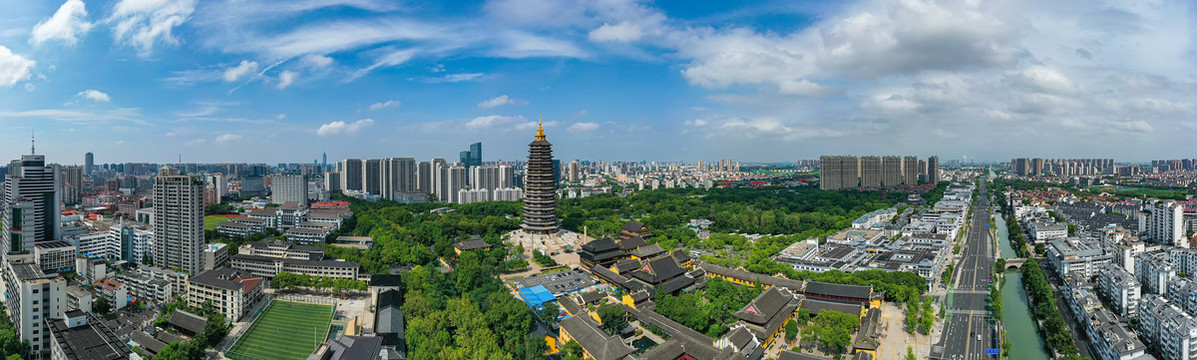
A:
226 300 335 360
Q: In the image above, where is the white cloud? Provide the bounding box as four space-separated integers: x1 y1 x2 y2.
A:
184 138 206 146
107 0 197 56
300 54 333 68
0 47 35 86
76 89 110 102
351 48 418 80
568 122 599 133
589 21 643 42
276 70 297 89
215 133 242 143
477 95 521 108
224 60 259 82
317 118 374 136
683 119 708 127
31 0 94 45
414 73 484 83
466 115 524 130
368 100 400 111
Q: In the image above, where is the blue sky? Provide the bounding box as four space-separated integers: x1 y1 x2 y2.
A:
0 0 1195 164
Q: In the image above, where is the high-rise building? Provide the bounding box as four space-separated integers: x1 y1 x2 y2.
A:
61 165 83 206
2 154 62 257
417 161 432 194
819 155 859 190
1030 158 1044 175
340 159 363 191
567 161 580 183
1140 199 1185 247
1011 158 1030 176
84 152 94 175
363 159 382 195
321 152 327 171
522 120 559 235
859 156 882 188
434 163 467 203
270 175 307 204
882 156 902 187
153 166 205 274
381 157 417 200
903 156 918 185
927 156 940 184
324 171 341 193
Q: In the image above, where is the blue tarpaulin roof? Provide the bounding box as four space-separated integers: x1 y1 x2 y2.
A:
518 285 556 310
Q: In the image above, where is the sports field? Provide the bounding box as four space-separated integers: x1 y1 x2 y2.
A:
204 215 243 230
226 300 335 360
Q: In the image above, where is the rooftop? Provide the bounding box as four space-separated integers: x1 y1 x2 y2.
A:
46 312 134 360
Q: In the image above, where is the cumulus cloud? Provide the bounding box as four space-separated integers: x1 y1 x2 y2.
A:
568 122 599 133
224 60 259 82
276 70 297 89
31 0 94 45
215 133 242 143
466 115 524 130
317 119 374 136
0 47 36 86
107 0 197 56
368 100 400 111
477 95 521 108
76 89 110 102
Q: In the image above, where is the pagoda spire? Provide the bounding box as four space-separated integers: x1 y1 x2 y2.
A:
535 113 546 141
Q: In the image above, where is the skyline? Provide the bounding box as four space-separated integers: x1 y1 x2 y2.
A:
1 0 1195 163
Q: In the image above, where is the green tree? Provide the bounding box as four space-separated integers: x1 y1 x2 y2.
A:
596 304 627 335
796 308 811 325
93 297 112 315
562 340 583 358
906 346 917 360
784 319 798 341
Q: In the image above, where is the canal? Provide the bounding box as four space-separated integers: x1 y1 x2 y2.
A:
995 201 1051 359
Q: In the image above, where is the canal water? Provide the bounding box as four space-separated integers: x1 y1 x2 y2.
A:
996 206 1051 359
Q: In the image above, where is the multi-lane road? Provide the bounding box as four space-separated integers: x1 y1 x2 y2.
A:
933 179 998 360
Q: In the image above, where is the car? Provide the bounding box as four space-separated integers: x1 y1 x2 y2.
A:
978 334 982 341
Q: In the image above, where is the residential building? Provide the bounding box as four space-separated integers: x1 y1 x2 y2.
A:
46 311 135 360
339 159 363 191
1046 237 1113 279
859 156 881 188
1138 294 1197 360
186 267 265 321
238 241 323 260
32 241 74 274
269 175 307 204
927 156 939 183
1167 278 1197 319
152 166 205 274
903 155 918 185
1028 220 1068 242
1141 199 1185 247
215 217 268 239
94 278 128 311
116 271 173 305
64 287 91 313
3 259 66 358
1096 265 1140 317
882 156 902 187
1137 252 1176 295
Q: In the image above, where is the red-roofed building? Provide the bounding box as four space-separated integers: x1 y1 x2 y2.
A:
95 279 129 310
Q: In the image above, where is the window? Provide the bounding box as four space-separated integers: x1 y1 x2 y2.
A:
32 289 38 294
31 300 37 305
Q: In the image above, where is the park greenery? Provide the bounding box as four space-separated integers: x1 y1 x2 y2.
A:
532 250 557 267
654 277 762 338
596 303 629 335
1004 215 1030 258
270 272 368 293
151 298 231 360
1021 258 1080 357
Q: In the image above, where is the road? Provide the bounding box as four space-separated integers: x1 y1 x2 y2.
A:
932 178 999 360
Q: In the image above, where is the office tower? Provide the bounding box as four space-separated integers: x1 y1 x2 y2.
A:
340 159 363 191
2 153 62 257
459 151 471 168
417 161 432 194
903 156 918 185
84 152 94 175
1140 199 1185 247
322 152 327 171
61 165 83 206
270 175 307 204
552 159 562 184
153 166 205 274
324 171 341 193
523 120 559 234
363 159 382 195
882 156 902 187
927 155 939 183
567 161 580 183
859 156 882 188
